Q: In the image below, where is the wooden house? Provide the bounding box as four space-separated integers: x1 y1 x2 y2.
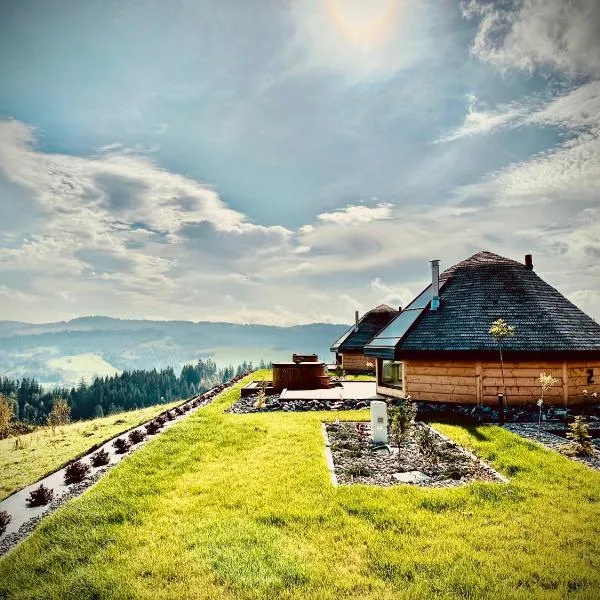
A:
330 305 399 373
364 251 600 406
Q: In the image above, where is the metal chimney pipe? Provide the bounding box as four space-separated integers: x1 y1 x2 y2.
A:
430 259 440 310
354 310 359 331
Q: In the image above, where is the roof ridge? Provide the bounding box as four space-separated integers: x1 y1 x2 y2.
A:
441 250 524 278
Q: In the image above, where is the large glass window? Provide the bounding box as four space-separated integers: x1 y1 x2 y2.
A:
381 360 403 388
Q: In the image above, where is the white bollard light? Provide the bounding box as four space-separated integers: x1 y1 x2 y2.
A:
370 400 388 445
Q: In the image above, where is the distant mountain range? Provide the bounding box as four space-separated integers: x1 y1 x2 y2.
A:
0 317 349 387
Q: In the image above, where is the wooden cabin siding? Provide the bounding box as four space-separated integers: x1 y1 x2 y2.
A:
404 360 478 404
387 359 600 406
567 361 600 402
482 361 565 405
341 352 375 373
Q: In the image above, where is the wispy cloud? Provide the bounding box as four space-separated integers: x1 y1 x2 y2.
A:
436 94 532 143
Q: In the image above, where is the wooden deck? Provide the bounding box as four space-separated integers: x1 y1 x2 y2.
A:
280 381 382 401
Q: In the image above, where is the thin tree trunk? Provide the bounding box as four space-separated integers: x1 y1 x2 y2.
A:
498 341 507 403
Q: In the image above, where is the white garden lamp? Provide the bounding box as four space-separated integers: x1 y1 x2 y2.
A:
370 401 388 445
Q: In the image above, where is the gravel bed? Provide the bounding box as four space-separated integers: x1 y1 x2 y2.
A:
227 393 370 413
0 374 248 557
504 423 600 471
229 394 600 424
324 421 505 488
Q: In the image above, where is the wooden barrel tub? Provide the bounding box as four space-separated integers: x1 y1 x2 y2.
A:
272 362 329 391
292 353 319 363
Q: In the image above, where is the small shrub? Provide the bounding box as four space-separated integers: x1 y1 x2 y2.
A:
0 510 11 535
12 437 27 451
345 463 372 478
128 429 146 445
566 416 594 456
64 460 91 485
356 423 369 444
389 398 417 451
444 463 467 480
112 437 130 454
145 421 160 435
90 448 110 467
416 426 438 461
254 384 267 409
332 439 361 452
26 484 54 507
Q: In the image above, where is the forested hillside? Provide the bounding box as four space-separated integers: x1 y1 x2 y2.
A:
0 317 346 386
0 358 265 425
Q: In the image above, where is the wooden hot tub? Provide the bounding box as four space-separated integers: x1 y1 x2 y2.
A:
292 353 319 363
272 361 330 391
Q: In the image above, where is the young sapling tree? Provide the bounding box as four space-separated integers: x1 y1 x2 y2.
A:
537 372 560 435
489 318 516 402
47 397 71 434
388 397 417 459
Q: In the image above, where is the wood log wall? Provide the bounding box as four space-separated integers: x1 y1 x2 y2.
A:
341 353 375 372
400 359 600 405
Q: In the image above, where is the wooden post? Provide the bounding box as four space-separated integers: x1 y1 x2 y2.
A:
476 361 482 405
402 361 407 396
498 393 505 425
562 362 568 406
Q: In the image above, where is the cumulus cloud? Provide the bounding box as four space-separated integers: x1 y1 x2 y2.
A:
462 0 600 77
317 202 393 225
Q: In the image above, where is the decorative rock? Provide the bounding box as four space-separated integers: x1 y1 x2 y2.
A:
392 471 431 484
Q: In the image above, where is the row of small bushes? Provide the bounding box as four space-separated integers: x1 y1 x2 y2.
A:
1 376 248 531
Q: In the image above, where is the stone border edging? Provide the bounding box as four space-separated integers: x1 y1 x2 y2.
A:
321 424 338 486
430 424 509 483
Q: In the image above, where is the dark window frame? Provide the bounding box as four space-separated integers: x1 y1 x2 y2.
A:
377 358 403 390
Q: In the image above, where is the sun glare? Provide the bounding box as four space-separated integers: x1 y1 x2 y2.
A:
325 0 402 48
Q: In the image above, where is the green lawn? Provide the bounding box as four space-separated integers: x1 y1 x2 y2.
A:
1 370 599 599
0 400 182 500
327 371 376 382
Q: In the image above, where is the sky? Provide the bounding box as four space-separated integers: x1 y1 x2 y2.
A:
0 0 599 326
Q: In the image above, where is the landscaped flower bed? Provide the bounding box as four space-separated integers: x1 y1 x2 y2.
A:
324 421 505 487
504 422 600 471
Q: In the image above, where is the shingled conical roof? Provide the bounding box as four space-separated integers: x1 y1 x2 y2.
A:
365 251 600 359
330 304 399 353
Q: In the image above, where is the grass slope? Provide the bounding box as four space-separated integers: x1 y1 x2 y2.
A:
1 371 599 599
0 400 181 500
